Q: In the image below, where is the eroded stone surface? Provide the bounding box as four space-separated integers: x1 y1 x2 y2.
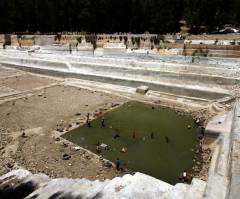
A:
0 169 207 199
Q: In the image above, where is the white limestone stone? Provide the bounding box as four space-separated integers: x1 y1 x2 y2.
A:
0 169 31 180
136 86 149 94
168 183 188 199
100 172 172 199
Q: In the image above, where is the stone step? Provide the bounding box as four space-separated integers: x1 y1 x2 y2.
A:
1 52 239 84
2 50 240 71
0 170 173 199
2 61 232 101
4 48 239 68
70 61 239 86
0 169 209 199
65 79 210 110
0 53 235 101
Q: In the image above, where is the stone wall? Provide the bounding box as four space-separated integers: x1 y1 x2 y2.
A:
204 100 240 199
0 169 206 199
1 34 239 58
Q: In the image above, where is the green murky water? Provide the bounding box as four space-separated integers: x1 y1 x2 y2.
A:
62 101 199 185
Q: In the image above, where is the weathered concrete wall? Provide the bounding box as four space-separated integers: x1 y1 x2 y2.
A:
228 100 240 199
204 100 240 199
0 51 236 101
204 110 234 198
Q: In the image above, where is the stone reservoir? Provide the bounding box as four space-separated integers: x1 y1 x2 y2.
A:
0 35 239 198
63 101 200 185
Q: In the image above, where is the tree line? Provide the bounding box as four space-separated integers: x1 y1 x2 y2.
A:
0 0 239 34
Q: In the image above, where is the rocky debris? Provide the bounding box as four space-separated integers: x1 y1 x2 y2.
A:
6 162 14 169
177 111 184 116
191 147 212 181
73 146 81 151
103 161 112 168
56 128 64 132
93 110 101 117
111 103 120 108
56 120 67 128
85 154 92 160
195 119 201 125
0 82 125 180
21 132 27 138
62 153 71 160
63 143 68 148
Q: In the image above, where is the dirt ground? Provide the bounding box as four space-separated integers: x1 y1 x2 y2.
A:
0 73 58 91
0 65 214 183
0 66 126 180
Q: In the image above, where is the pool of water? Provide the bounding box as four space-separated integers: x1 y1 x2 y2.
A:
62 101 200 185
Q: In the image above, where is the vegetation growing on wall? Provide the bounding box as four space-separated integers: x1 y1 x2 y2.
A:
135 37 141 48
76 37 82 44
85 34 97 53
3 34 11 48
54 33 62 42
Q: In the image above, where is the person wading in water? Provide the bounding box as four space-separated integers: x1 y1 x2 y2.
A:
165 136 169 143
132 132 136 139
151 132 154 139
101 118 105 127
116 158 121 171
86 113 91 127
113 129 120 139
